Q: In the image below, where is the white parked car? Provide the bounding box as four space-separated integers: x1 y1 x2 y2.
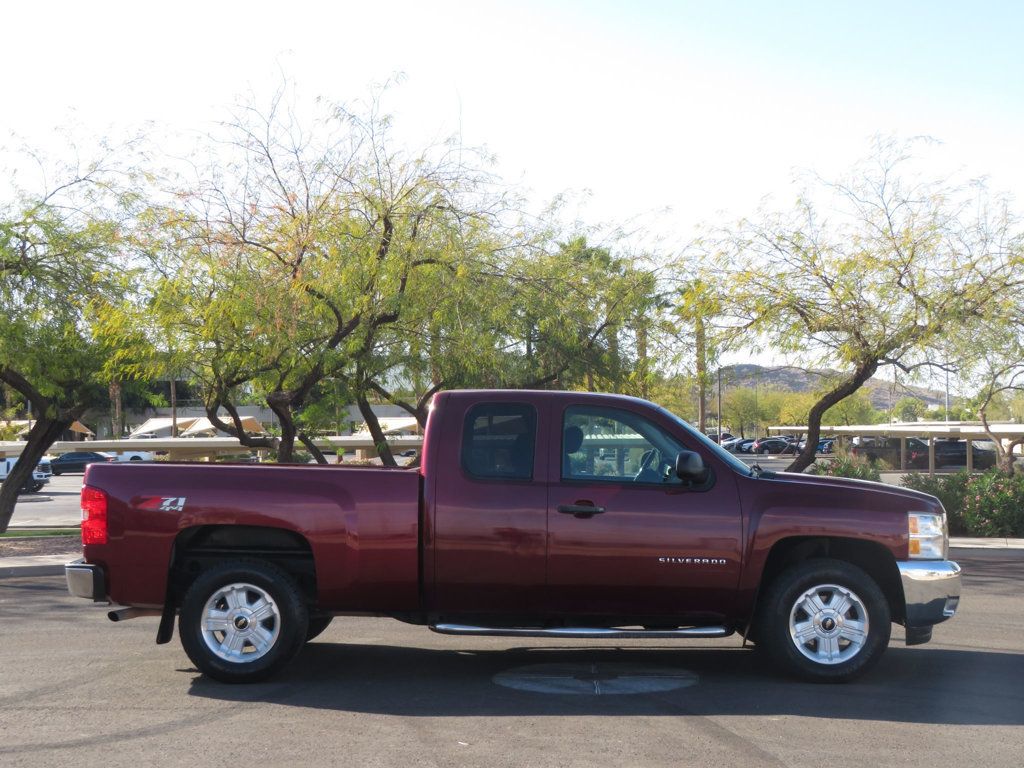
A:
0 457 52 493
106 450 154 462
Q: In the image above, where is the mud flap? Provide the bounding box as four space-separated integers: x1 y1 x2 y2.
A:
156 602 175 644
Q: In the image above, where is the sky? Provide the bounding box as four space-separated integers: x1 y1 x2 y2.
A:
4 1 1022 242
3 0 1022 387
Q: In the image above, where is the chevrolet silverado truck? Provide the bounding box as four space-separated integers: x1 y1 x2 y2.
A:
66 390 961 683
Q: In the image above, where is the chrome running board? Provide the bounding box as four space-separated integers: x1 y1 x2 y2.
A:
429 624 732 639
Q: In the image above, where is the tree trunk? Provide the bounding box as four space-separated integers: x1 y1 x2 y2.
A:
0 416 73 532
695 316 707 432
109 380 123 438
170 376 178 437
1001 440 1022 476
204 398 278 451
607 324 620 390
636 315 649 399
266 393 298 463
785 361 879 474
357 394 397 467
981 405 1022 476
298 432 329 464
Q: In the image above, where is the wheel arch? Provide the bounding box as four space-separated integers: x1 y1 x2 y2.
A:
750 536 904 633
167 525 318 610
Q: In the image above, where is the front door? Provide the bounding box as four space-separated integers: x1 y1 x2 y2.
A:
546 403 743 622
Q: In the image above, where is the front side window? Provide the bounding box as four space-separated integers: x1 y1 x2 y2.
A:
461 403 536 480
561 406 686 485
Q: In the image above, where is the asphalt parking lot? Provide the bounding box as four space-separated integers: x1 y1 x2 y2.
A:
9 473 84 528
0 550 1021 768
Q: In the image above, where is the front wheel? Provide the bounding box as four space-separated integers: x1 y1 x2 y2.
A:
179 560 308 683
757 558 890 682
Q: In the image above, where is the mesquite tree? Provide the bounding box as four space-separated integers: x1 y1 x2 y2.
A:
0 160 143 531
713 139 1021 473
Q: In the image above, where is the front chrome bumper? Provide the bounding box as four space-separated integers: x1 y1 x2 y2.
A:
898 559 961 634
65 559 106 602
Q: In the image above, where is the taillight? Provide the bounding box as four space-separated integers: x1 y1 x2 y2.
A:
81 486 108 545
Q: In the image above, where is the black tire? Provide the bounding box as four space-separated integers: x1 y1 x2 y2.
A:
756 558 890 683
28 482 43 493
305 614 333 642
179 560 309 683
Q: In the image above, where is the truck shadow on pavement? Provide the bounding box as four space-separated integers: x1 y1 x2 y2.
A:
187 642 1024 725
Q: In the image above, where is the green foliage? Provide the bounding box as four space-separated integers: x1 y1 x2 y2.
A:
961 471 1024 537
821 390 881 426
901 469 1024 537
892 397 925 422
701 138 1020 472
0 152 151 529
900 471 972 535
807 453 882 482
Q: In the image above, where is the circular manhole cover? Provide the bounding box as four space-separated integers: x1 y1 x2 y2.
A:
493 662 699 695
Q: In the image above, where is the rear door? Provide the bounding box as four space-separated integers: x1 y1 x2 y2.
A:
428 396 550 617
545 402 743 622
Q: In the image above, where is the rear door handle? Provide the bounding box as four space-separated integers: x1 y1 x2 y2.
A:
557 503 606 518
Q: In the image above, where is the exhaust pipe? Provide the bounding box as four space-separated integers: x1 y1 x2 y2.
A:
108 607 161 622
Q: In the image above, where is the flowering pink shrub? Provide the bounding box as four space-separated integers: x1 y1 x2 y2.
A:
960 472 1024 537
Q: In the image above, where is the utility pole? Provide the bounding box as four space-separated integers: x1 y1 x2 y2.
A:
944 366 950 421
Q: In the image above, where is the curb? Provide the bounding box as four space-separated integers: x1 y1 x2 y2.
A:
0 563 70 578
0 554 77 579
950 538 1024 549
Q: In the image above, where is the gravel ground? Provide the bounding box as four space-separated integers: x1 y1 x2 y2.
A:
0 535 80 557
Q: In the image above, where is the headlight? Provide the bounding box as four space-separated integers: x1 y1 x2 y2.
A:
908 511 948 559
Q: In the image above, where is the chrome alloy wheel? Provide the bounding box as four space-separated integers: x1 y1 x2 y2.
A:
200 582 281 663
788 583 869 665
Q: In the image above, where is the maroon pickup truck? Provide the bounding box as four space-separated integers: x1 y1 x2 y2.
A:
66 390 961 683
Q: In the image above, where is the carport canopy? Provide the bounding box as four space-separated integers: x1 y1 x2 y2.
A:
767 422 1024 474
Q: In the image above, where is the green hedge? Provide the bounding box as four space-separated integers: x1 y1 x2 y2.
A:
807 454 882 482
901 470 1024 537
900 471 972 535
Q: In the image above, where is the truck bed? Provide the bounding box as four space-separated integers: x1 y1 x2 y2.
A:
82 462 422 611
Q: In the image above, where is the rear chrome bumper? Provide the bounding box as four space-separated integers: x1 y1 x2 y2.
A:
898 559 961 634
65 559 106 602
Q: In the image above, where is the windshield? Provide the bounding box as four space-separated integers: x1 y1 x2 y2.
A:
655 405 755 476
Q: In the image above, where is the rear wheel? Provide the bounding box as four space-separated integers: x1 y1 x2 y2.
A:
757 558 890 682
179 560 308 683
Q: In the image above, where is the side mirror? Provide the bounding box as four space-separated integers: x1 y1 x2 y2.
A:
674 450 706 482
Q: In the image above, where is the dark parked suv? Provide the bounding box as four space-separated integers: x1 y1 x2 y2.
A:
913 440 996 470
852 438 995 470
852 438 927 468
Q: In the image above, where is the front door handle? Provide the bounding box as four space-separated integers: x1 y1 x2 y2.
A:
557 503 606 518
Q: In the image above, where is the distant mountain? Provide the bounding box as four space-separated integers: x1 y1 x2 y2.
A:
719 364 946 410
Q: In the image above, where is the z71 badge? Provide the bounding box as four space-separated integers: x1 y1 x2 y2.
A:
138 496 187 512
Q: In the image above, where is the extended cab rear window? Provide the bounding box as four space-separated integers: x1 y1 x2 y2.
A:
461 403 536 480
